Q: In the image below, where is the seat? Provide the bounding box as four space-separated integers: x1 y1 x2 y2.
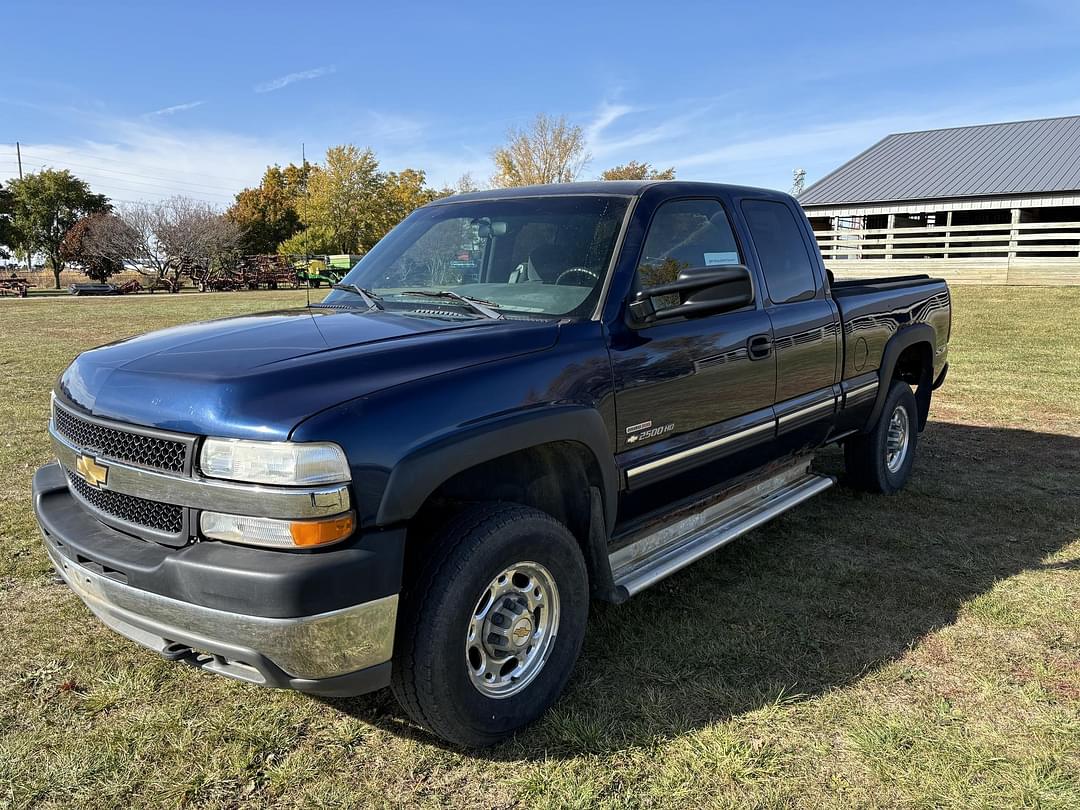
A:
510 243 573 284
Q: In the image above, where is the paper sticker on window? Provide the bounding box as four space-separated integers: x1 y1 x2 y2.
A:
703 251 738 266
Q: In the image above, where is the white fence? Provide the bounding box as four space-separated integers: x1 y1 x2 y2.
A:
813 220 1080 285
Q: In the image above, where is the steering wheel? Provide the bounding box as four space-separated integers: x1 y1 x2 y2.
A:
554 267 599 286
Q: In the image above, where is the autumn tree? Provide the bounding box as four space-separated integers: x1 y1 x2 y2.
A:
291 145 383 254
227 161 315 253
490 114 590 188
600 161 676 181
6 169 109 288
58 213 125 282
281 146 446 256
374 168 448 238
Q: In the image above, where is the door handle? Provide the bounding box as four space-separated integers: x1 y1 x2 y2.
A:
747 334 773 361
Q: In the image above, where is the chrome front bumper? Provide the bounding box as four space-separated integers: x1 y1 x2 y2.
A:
44 535 397 693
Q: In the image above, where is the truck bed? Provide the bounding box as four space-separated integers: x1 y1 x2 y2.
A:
829 273 952 382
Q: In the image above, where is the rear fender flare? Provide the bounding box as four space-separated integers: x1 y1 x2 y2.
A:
376 406 619 530
863 324 936 431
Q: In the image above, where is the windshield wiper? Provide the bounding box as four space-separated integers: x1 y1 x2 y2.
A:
400 290 505 320
330 283 384 311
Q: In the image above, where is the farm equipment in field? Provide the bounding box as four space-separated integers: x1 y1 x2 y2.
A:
0 276 32 297
189 255 301 291
116 279 144 295
69 283 121 295
294 254 362 288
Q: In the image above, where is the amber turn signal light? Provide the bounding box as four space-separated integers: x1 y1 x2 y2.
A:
289 513 355 547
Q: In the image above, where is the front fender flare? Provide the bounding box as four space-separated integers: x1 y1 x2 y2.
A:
376 405 619 529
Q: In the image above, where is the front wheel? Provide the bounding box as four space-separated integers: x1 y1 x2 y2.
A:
844 379 918 494
390 503 589 747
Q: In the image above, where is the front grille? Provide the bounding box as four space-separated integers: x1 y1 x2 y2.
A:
54 403 188 474
66 470 184 535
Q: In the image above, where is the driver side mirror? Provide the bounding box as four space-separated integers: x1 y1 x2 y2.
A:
628 264 754 325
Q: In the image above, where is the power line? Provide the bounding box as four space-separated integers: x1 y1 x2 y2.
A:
18 151 243 194
1 142 261 185
2 158 236 202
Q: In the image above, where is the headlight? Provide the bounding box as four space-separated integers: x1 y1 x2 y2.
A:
199 438 350 485
200 511 355 549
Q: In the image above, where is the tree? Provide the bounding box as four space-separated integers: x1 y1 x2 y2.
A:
600 161 676 181
7 169 109 288
453 173 480 194
96 197 240 291
295 145 383 254
790 168 806 196
0 182 14 261
284 145 446 256
490 114 590 188
278 225 338 257
58 213 125 282
374 168 448 238
226 161 316 253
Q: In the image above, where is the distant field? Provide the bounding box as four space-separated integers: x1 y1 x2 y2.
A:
0 287 1077 808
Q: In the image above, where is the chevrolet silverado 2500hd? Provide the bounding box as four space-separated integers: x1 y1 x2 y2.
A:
34 181 950 746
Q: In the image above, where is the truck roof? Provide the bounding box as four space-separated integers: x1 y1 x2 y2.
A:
428 180 792 206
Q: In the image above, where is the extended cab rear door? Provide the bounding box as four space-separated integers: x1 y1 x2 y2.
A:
736 196 841 448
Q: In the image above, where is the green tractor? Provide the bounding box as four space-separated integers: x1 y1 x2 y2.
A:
294 254 363 288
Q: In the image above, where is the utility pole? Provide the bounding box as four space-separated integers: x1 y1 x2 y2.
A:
16 142 31 274
302 142 306 165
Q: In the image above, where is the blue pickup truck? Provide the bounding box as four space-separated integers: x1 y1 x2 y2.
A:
33 181 950 746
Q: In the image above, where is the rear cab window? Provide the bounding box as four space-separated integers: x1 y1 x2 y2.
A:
741 200 818 304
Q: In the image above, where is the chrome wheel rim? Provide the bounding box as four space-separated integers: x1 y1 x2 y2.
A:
885 405 910 474
465 561 560 699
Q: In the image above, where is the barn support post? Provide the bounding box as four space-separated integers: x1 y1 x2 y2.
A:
885 214 896 260
1008 208 1020 259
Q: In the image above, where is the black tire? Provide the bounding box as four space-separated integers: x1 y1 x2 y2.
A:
844 380 918 494
390 502 589 747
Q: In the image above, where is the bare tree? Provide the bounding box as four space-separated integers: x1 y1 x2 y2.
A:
490 114 590 188
790 168 806 196
94 197 240 291
453 173 480 194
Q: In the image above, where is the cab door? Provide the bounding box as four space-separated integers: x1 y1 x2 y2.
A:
739 198 841 450
607 197 776 510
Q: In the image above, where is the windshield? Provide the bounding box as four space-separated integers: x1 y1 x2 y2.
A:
324 195 630 318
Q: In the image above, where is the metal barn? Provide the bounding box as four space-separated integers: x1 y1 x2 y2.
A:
799 115 1080 285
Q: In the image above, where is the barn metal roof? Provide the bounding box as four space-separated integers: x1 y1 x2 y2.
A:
799 115 1080 206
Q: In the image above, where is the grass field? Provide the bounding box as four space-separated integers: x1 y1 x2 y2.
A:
0 287 1077 808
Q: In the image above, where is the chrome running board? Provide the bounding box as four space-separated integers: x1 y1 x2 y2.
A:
610 461 834 598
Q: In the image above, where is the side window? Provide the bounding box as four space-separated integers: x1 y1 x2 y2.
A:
635 199 742 313
741 200 817 304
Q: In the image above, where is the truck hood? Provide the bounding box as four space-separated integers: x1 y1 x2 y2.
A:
59 306 560 440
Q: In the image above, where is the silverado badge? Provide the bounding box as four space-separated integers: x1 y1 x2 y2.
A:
75 454 109 488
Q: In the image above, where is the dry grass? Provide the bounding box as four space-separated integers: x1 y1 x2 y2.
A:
0 287 1077 808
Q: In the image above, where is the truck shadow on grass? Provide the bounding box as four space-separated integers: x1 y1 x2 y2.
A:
326 420 1080 756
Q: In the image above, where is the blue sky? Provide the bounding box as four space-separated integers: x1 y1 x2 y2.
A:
2 0 1079 206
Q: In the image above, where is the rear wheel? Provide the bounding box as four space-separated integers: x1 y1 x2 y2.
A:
844 380 918 494
390 503 588 747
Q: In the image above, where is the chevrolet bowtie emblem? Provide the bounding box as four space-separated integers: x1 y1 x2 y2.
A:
75 454 109 488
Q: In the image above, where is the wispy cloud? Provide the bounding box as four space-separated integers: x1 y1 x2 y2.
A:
254 66 336 93
585 102 635 144
145 100 204 117
0 105 294 205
